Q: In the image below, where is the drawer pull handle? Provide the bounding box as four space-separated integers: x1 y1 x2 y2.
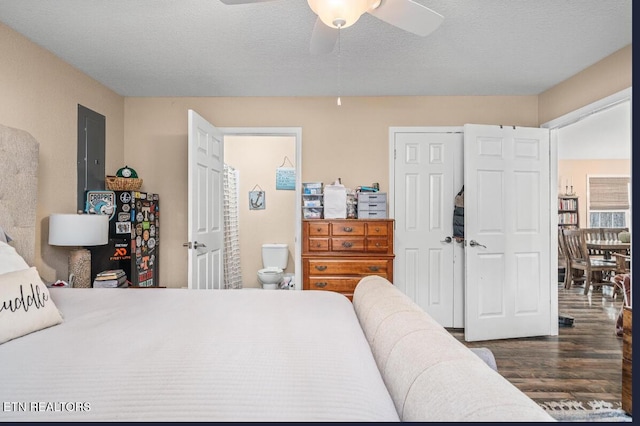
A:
368 266 380 272
342 241 353 248
315 265 327 271
375 242 381 247
315 282 328 288
374 227 380 232
316 243 322 247
343 226 353 232
316 228 323 232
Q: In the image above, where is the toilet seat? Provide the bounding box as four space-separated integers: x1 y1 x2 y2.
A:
258 267 283 274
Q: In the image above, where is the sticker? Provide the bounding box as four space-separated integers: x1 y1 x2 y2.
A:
150 254 155 266
143 221 150 230
120 192 132 204
136 224 143 236
150 225 156 236
148 238 156 249
136 236 142 247
143 230 150 241
118 212 130 222
136 212 144 223
116 222 131 234
150 213 155 222
122 204 130 213
136 201 142 210
85 191 116 220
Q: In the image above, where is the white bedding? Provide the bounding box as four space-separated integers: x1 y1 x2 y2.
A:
0 288 399 422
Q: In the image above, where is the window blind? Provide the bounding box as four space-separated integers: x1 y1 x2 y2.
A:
588 176 630 210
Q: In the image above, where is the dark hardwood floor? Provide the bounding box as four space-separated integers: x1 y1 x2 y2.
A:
449 281 625 407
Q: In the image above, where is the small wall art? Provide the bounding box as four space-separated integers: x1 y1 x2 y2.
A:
249 185 265 210
276 156 295 190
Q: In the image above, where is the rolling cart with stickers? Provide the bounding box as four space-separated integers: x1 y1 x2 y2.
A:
89 190 160 287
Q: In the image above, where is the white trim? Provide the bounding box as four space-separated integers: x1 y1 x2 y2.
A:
541 87 632 130
219 127 303 290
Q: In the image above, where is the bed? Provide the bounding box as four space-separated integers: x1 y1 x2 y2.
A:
0 123 554 422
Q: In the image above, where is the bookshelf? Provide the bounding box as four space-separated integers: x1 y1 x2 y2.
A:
558 196 579 228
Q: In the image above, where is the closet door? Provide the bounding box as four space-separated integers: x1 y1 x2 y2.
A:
464 124 551 341
393 130 463 327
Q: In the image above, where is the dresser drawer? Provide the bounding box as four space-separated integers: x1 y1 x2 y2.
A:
308 222 330 236
307 277 362 293
306 259 390 275
331 237 365 252
331 221 366 236
307 238 329 251
366 222 389 236
366 237 390 253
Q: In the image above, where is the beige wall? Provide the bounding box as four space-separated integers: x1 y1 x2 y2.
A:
0 20 631 288
558 159 631 228
224 136 296 287
539 45 632 124
124 96 541 287
0 23 124 282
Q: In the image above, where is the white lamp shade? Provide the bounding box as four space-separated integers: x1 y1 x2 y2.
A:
48 214 109 246
307 0 375 28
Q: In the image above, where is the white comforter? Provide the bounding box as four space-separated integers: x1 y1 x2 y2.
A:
0 288 399 422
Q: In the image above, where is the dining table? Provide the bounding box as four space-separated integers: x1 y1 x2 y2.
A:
586 240 631 260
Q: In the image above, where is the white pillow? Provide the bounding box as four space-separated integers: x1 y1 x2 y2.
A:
0 267 63 344
0 241 30 275
0 224 11 243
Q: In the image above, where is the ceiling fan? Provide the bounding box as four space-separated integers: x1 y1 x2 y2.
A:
219 0 444 54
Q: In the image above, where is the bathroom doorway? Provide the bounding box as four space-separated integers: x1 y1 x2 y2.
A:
221 128 302 289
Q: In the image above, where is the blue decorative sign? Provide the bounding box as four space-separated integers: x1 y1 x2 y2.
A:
276 167 295 190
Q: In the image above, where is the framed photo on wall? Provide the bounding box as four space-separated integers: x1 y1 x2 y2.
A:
249 190 265 210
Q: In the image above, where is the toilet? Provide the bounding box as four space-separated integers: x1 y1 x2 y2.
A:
258 243 289 289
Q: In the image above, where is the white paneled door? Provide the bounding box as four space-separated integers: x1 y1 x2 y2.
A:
394 130 464 327
187 110 224 289
463 124 551 341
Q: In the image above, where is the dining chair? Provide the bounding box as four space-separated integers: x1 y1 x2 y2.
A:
612 252 631 275
603 227 629 242
561 228 619 295
557 229 570 288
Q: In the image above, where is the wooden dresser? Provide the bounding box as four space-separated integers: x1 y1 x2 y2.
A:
302 219 394 300
622 306 632 415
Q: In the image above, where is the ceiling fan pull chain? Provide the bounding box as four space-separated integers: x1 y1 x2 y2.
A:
337 25 342 106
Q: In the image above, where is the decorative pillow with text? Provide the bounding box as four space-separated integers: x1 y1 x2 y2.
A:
0 240 29 275
0 267 63 344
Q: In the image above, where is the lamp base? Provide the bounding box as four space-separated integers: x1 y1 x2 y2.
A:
69 248 92 288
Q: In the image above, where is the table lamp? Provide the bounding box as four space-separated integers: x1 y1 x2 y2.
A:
48 213 109 288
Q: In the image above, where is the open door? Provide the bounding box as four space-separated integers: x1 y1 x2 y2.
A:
187 110 224 289
464 124 552 341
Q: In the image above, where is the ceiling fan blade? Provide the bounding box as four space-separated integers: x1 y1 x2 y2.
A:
309 17 339 55
368 0 444 37
219 0 277 4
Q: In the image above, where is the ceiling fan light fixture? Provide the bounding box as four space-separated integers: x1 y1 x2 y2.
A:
307 0 377 29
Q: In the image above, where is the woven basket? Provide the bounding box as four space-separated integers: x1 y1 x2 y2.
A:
105 176 143 191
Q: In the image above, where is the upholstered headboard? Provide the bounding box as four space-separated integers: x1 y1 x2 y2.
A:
0 124 39 265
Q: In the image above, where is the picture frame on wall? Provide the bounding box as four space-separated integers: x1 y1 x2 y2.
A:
249 190 265 210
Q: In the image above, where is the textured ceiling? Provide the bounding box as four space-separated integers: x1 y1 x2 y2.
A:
0 0 632 97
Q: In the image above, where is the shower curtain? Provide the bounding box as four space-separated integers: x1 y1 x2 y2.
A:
223 164 242 289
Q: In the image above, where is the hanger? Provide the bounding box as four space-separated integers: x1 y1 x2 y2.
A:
278 156 295 168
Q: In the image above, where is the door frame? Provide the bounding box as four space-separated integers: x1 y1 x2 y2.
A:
389 125 558 334
541 87 632 333
220 127 303 290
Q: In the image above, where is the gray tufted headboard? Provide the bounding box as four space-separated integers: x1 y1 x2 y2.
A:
0 124 39 265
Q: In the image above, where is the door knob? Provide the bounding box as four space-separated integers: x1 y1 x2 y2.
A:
469 240 487 248
193 241 207 249
440 236 452 243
